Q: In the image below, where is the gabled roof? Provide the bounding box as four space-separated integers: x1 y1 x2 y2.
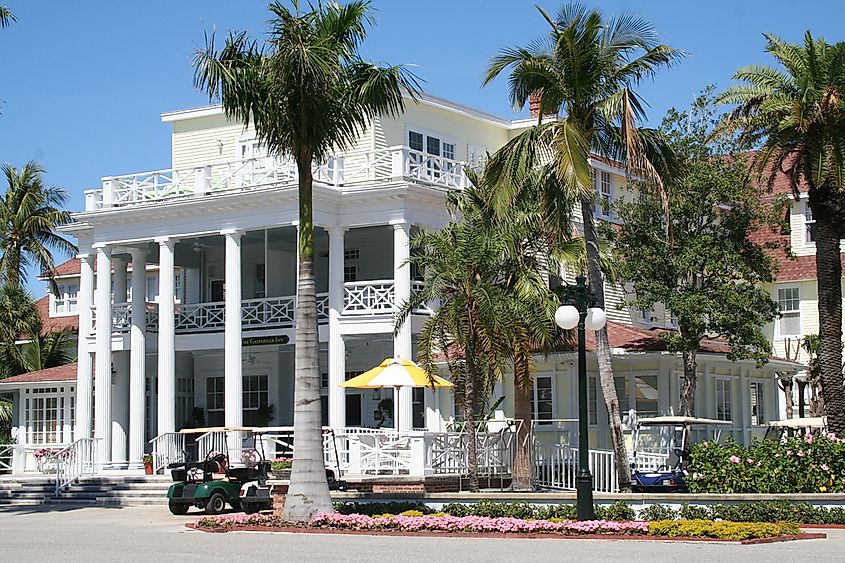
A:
0 363 77 386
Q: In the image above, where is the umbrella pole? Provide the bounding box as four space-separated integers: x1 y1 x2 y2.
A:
394 385 401 433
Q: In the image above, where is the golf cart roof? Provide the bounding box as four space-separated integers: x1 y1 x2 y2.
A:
178 426 256 434
767 417 826 429
637 416 733 427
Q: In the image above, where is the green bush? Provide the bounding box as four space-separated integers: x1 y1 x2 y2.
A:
688 434 845 493
638 504 677 521
333 502 433 516
595 500 637 521
648 519 800 540
534 504 576 520
678 503 710 520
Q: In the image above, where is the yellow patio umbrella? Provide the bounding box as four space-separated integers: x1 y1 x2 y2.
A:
340 357 453 431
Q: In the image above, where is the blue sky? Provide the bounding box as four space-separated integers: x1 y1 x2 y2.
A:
1 0 844 291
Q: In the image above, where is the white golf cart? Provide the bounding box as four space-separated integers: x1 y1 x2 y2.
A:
630 416 732 493
764 417 827 442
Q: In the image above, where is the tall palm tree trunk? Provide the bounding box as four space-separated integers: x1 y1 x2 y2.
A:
512 355 534 490
284 158 332 520
580 193 631 491
814 213 845 434
464 349 480 492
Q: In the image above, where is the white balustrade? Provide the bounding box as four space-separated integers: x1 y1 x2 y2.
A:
343 280 396 315
241 296 295 329
90 146 467 209
410 281 434 314
0 444 13 472
149 432 185 474
54 438 99 496
533 444 619 493
196 431 232 463
175 301 226 333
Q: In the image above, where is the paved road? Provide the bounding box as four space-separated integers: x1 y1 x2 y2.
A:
0 505 842 562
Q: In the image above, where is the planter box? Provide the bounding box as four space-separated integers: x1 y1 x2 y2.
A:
272 469 292 480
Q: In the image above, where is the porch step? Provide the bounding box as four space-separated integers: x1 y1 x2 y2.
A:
0 474 174 506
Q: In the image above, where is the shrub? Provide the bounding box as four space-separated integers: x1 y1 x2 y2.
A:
534 504 576 520
333 502 433 516
596 501 637 521
270 458 292 472
638 504 677 521
648 519 800 540
688 434 845 493
678 503 710 520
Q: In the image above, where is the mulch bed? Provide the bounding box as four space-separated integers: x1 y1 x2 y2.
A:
184 522 825 544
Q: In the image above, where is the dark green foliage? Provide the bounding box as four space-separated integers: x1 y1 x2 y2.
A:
678 503 710 520
638 504 677 521
594 500 637 521
333 502 434 516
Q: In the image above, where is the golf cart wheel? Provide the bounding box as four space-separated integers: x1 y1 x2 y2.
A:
168 501 189 515
204 492 227 515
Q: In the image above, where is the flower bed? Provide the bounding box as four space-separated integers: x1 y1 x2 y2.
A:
192 512 806 542
689 434 845 493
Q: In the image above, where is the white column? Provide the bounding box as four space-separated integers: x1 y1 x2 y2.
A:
75 254 95 440
223 230 243 437
94 245 113 466
128 249 147 469
111 350 129 468
156 238 177 435
392 221 413 431
113 257 128 304
328 226 346 428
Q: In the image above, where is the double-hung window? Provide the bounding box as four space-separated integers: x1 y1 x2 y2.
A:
52 282 80 315
531 374 554 423
803 201 816 244
408 129 457 182
777 287 801 336
715 378 732 421
598 171 613 217
206 376 225 426
344 248 359 283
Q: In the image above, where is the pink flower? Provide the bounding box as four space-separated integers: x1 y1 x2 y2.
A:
797 451 805 457
729 455 740 464
746 458 754 464
804 434 814 444
756 461 762 467
786 450 793 456
822 464 830 471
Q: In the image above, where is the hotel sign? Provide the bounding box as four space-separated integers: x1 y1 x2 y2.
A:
242 335 290 347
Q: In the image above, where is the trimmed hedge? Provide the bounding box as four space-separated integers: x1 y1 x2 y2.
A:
648 520 800 540
335 500 845 524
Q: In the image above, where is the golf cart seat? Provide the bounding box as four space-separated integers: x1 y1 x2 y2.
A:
666 449 680 470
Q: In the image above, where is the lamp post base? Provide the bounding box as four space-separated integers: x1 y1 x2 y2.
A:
575 470 595 521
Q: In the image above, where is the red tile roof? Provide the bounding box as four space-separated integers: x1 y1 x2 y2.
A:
35 295 79 334
582 321 730 354
0 363 77 385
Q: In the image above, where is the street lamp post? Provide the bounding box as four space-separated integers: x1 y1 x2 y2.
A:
554 275 607 521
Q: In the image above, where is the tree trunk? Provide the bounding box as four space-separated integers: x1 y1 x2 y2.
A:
813 212 845 435
797 380 807 418
284 158 332 521
580 193 630 492
680 350 697 417
511 353 534 491
463 348 480 492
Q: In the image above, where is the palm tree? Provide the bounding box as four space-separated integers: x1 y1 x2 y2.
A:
482 3 680 490
0 162 76 290
0 284 39 378
0 6 14 28
193 0 419 519
718 32 845 434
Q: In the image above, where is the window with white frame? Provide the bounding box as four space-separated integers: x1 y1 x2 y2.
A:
598 170 613 217
750 380 765 425
344 248 359 283
531 374 554 422
23 386 75 444
408 129 457 181
715 378 732 421
242 375 269 411
52 281 80 315
588 375 598 425
146 274 158 302
803 201 816 244
205 376 225 426
777 287 801 336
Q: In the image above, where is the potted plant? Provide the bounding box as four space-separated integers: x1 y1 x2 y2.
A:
270 457 292 480
142 454 154 475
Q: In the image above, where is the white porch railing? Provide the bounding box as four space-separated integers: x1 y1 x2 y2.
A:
343 280 395 315
149 432 185 474
196 431 232 463
427 431 515 476
175 301 226 333
241 296 295 329
533 444 619 493
0 444 13 473
54 438 99 496
88 145 468 211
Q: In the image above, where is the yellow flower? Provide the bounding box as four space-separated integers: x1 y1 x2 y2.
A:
820 486 828 492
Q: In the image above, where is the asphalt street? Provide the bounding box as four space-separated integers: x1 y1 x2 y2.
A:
0 505 842 563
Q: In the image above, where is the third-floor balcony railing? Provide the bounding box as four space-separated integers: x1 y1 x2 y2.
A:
89 281 432 334
85 146 468 210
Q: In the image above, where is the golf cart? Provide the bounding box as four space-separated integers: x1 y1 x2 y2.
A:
166 427 263 515
764 417 827 442
630 416 732 493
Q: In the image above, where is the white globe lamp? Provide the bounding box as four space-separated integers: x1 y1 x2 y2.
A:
585 307 607 331
554 305 580 330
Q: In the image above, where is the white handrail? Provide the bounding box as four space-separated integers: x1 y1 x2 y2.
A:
149 432 185 474
54 438 99 496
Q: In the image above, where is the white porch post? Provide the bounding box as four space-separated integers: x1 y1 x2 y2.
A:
157 238 177 435
75 254 95 440
111 258 129 467
328 226 346 428
94 245 113 466
392 221 413 431
128 249 147 468
223 230 243 440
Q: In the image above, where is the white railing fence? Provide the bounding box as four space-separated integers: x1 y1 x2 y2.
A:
175 302 226 333
90 146 468 211
427 430 515 476
149 432 185 474
242 296 295 329
631 450 671 472
533 444 619 493
343 280 395 315
0 444 13 473
54 438 99 496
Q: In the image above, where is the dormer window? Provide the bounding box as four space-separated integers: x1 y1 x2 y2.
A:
52 282 79 315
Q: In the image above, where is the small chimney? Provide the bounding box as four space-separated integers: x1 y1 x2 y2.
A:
529 91 542 118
